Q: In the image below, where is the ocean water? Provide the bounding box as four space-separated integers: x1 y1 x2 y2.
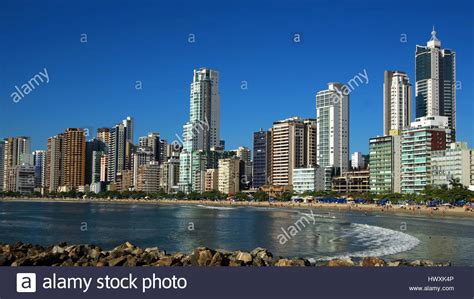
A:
0 201 473 265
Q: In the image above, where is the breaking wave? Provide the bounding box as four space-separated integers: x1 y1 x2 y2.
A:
318 223 420 260
196 205 236 210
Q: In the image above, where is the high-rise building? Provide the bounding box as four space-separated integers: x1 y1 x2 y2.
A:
179 68 221 193
160 156 180 193
45 134 64 193
383 71 412 136
303 119 318 167
33 150 46 188
62 128 86 190
271 117 305 187
431 142 472 188
204 168 219 192
133 147 155 188
97 128 111 146
91 151 103 184
107 117 134 182
369 135 402 194
235 146 252 189
218 157 240 195
136 161 160 193
0 140 5 191
415 28 456 139
351 151 368 170
252 129 271 188
316 83 350 173
8 165 35 194
139 133 161 162
85 138 106 185
401 116 451 193
3 137 31 192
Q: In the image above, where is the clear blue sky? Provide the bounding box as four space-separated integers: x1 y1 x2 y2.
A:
1 0 473 154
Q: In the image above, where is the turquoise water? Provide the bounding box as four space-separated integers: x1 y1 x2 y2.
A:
1 201 473 265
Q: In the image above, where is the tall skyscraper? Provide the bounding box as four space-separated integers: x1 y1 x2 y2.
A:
415 28 456 139
236 146 252 189
3 136 31 192
85 138 106 185
0 140 5 191
179 68 221 192
107 117 134 182
316 83 350 172
383 71 412 135
270 117 316 187
33 150 46 188
303 119 317 167
62 128 86 190
252 129 271 188
45 134 64 192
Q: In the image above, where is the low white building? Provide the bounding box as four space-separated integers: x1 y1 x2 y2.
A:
431 142 472 188
292 167 324 194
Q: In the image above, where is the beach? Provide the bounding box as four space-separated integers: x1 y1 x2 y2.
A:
1 197 473 218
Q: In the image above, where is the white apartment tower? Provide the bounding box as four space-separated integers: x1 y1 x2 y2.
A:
383 71 412 135
316 83 350 172
179 68 221 192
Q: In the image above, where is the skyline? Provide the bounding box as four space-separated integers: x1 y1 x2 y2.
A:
1 0 473 153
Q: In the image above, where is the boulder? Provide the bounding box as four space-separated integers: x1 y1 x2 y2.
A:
190 247 215 266
274 259 292 266
327 258 355 267
236 251 253 264
154 256 173 266
360 257 386 267
210 251 228 266
108 256 127 266
410 259 435 267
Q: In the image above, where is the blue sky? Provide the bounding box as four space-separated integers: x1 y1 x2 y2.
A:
1 0 473 153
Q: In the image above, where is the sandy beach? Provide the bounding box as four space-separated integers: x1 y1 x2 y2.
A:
1 197 473 218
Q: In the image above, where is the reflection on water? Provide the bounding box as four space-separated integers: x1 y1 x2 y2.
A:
0 201 473 265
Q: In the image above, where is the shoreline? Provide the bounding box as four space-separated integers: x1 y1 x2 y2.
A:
1 197 473 218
